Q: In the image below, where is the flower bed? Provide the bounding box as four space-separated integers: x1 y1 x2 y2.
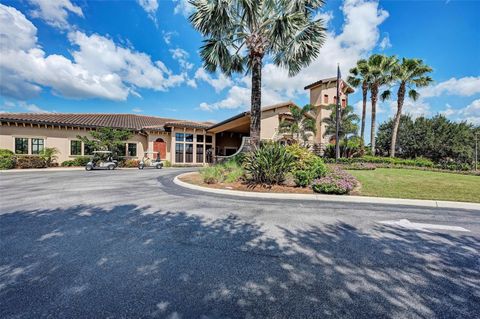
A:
312 168 358 195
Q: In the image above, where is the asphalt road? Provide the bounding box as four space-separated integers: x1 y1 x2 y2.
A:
1 168 479 318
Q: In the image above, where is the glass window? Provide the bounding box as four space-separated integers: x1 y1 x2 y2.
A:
205 144 213 163
323 94 328 104
185 144 193 163
70 140 82 155
175 143 184 163
333 96 337 104
15 138 28 154
196 134 204 143
31 138 44 154
84 143 94 155
342 99 346 107
196 144 204 163
127 143 137 157
205 135 213 143
176 133 184 142
185 134 193 142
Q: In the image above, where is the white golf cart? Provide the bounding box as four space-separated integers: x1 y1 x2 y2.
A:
138 151 163 169
85 151 118 171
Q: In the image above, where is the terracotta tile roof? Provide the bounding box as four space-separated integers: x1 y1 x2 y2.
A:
304 77 354 93
0 113 213 131
163 120 213 129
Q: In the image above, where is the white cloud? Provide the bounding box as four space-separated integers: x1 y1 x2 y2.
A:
199 0 389 111
199 86 250 111
379 34 391 50
28 0 83 29
170 48 193 70
173 0 194 18
162 31 177 45
0 4 185 101
442 99 480 125
132 107 143 113
0 100 51 113
137 0 159 24
421 76 480 98
194 68 233 93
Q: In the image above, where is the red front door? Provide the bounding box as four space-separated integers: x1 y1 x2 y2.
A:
153 141 167 160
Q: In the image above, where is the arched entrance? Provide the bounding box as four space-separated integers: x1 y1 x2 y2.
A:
153 138 167 160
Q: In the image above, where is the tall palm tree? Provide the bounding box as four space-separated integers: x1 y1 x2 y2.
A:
359 54 397 154
322 104 359 142
382 58 433 157
189 0 326 147
278 104 316 146
347 59 370 142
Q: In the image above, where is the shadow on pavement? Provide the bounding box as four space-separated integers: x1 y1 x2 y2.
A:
1 205 478 318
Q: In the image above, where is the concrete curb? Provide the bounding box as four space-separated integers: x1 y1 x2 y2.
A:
174 172 480 211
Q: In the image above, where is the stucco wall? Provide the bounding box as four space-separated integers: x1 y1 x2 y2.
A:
0 125 147 163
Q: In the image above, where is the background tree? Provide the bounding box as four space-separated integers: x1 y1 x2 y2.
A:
78 128 133 158
189 0 326 147
322 104 359 142
382 58 433 157
359 54 397 154
278 104 316 146
376 114 478 168
347 59 370 142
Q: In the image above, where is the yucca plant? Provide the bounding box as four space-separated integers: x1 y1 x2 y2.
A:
244 142 294 185
189 0 326 147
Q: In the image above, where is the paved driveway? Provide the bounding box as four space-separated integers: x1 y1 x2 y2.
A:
1 168 479 318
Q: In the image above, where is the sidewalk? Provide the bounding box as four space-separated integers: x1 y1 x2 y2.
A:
174 173 480 211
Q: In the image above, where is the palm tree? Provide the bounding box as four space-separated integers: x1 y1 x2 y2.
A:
347 59 370 142
361 54 397 154
382 58 433 157
189 0 326 147
278 104 316 146
322 104 359 142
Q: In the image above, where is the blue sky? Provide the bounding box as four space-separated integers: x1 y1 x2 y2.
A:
0 0 479 131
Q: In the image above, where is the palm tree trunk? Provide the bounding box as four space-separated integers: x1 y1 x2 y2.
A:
250 54 262 148
370 85 378 155
361 81 367 141
390 82 405 157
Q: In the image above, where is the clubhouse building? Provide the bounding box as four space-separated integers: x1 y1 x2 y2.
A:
0 78 353 165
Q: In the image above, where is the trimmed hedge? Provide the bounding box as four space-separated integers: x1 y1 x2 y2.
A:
16 156 46 169
324 156 437 168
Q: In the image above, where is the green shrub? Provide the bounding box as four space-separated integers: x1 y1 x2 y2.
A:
61 160 76 167
324 155 436 168
39 147 59 167
285 144 327 186
0 149 15 170
163 160 172 167
244 142 294 185
73 156 91 166
293 170 313 187
61 156 91 167
16 156 46 169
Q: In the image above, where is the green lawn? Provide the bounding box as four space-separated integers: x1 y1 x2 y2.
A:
347 168 480 203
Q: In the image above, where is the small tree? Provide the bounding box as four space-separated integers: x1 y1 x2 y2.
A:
322 104 359 143
78 128 133 158
278 104 316 146
40 147 59 167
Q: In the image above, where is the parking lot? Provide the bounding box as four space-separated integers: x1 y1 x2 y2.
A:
1 168 479 318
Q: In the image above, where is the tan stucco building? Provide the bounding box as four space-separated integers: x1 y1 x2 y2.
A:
0 77 353 165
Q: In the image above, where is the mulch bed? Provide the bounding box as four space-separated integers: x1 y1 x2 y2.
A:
179 172 314 194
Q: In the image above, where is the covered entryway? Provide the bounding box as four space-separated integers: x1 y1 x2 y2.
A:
153 138 167 159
